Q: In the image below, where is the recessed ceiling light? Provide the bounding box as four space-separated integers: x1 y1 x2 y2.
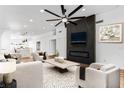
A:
29 19 33 22
82 8 86 11
50 23 54 26
40 9 45 13
24 25 27 28
43 27 46 29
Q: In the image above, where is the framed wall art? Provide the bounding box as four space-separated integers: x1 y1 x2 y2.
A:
36 41 41 51
99 23 122 42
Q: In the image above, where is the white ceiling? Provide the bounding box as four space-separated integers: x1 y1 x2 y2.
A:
0 5 120 36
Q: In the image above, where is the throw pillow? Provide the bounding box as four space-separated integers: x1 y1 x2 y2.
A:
4 54 11 59
0 54 5 60
39 52 43 56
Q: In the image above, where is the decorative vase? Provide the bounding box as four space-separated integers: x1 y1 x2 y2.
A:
43 52 47 60
55 50 59 57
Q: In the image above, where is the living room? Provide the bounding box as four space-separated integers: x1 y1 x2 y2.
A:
0 3 124 89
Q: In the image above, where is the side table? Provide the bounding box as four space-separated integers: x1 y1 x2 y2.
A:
80 63 89 80
0 79 17 88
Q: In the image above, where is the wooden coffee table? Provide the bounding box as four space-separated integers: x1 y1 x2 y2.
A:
44 59 80 73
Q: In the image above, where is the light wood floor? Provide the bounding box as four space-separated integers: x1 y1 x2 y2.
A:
120 69 124 88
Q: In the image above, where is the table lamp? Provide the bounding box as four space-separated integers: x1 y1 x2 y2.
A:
0 61 16 85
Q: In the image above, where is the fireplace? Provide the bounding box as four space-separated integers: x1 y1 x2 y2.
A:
67 15 95 80
69 51 89 58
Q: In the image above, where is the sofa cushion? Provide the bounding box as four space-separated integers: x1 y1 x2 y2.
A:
100 64 116 72
90 63 104 70
32 53 41 61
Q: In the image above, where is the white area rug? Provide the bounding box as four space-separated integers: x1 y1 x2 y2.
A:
43 63 78 88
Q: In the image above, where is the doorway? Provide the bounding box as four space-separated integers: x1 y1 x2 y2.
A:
50 39 56 54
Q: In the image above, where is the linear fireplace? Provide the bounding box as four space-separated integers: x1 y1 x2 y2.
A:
67 15 95 65
69 51 89 58
67 15 95 80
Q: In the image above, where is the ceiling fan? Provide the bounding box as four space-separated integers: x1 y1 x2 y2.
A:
44 5 85 28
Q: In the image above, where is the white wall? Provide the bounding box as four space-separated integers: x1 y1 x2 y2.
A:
0 6 124 67
50 39 56 54
36 6 124 67
96 6 124 67
33 26 67 58
0 30 35 53
0 31 12 52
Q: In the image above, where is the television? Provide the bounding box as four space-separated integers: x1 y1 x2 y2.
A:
71 32 87 44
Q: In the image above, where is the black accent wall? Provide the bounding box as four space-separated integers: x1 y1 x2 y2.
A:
67 15 95 64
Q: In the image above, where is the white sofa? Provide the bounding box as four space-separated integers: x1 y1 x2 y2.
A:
0 61 43 88
84 63 120 88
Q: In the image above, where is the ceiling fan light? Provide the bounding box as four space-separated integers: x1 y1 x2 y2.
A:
62 18 68 22
40 9 45 13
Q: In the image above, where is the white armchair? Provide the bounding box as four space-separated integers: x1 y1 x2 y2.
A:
12 61 43 88
85 63 120 88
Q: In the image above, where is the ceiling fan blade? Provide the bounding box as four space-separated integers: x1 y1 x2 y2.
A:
68 21 77 25
46 19 61 21
68 5 83 17
69 16 86 20
55 21 62 27
64 22 67 28
44 9 61 18
61 5 66 15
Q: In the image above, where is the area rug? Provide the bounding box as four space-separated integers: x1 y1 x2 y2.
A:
43 63 78 88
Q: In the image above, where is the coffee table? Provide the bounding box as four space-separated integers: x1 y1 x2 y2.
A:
44 59 80 73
